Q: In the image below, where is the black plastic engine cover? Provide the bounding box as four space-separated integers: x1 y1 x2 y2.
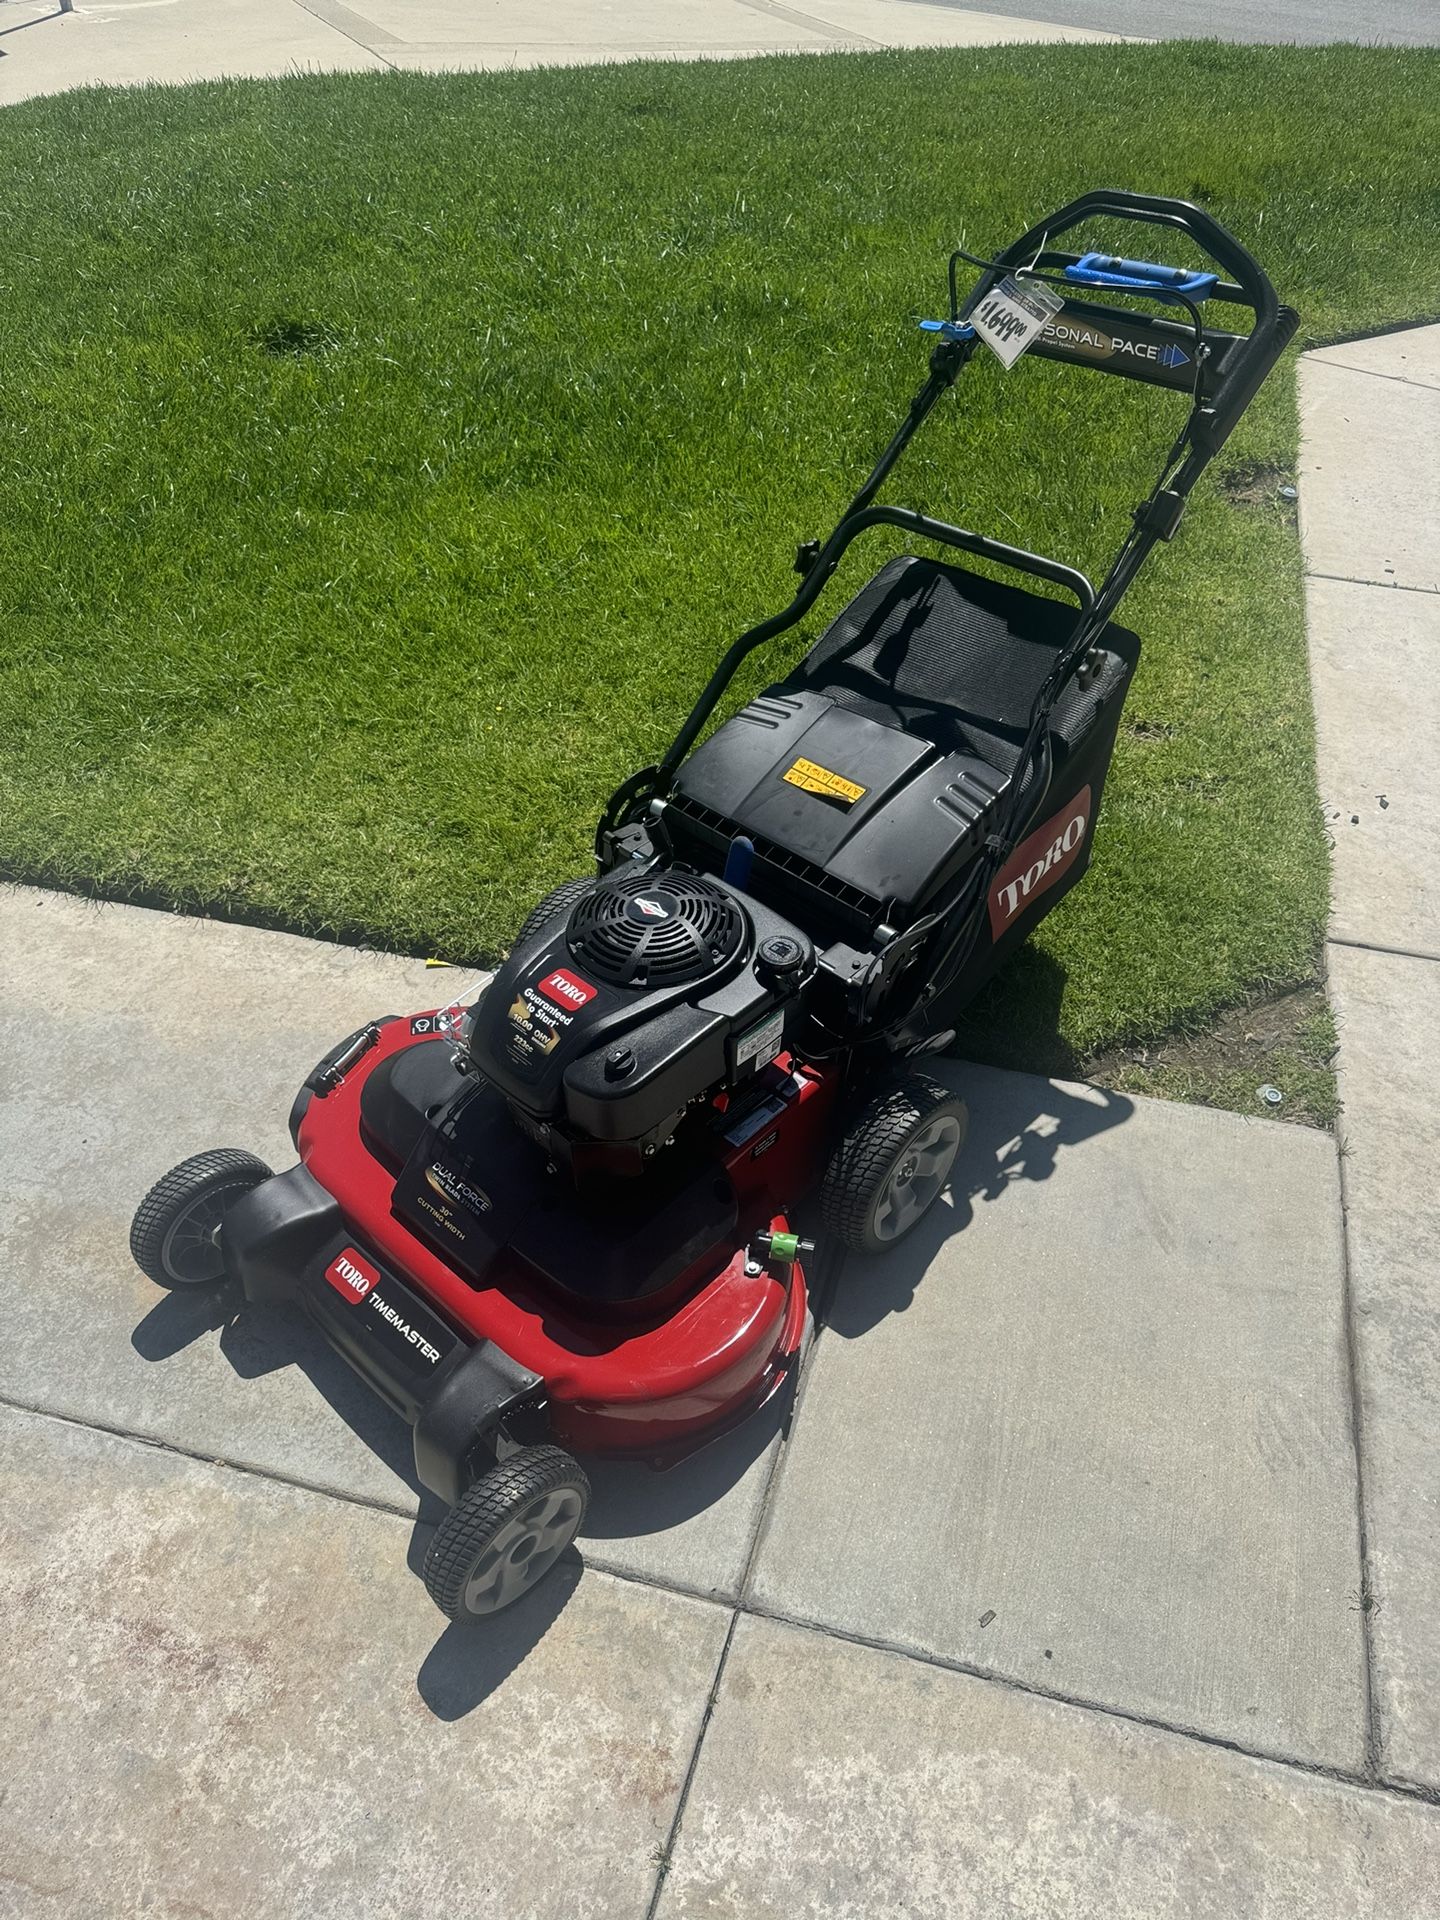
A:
359 1036 470 1171
468 871 809 1141
668 557 1141 939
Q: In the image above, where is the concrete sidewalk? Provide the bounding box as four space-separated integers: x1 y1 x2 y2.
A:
0 0 1124 105
1299 322 1440 1796
3 875 1437 1916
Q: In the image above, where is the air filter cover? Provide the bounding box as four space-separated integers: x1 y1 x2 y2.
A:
567 871 748 989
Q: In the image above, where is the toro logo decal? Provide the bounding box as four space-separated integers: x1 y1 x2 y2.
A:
325 1247 379 1306
987 787 1092 937
537 968 597 1011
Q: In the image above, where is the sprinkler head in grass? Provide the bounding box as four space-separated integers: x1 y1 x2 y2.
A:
1257 1084 1284 1108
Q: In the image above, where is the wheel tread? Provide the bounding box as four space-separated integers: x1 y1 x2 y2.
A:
821 1072 966 1255
424 1445 590 1621
129 1148 274 1288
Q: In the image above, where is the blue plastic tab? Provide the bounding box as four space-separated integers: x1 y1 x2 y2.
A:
723 835 756 893
919 319 977 342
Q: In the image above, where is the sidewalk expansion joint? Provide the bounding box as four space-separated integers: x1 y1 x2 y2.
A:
736 1596 1440 1812
1322 928 1383 1780
0 1390 418 1523
732 0 881 47
561 1555 734 1614
1333 1120 1382 1780
1328 934 1440 967
643 1611 741 1920
0 1388 739 1615
15 1391 1434 1812
291 0 399 62
1310 358 1440 393
735 1236 849 1610
1305 570 1440 598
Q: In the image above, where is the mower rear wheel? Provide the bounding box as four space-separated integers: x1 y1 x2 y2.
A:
821 1073 967 1255
130 1149 274 1289
424 1445 591 1622
513 876 595 947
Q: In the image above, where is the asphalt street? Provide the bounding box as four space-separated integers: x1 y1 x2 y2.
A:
915 0 1440 43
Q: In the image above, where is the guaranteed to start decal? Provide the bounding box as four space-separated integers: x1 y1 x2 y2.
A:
782 757 867 807
506 966 599 1064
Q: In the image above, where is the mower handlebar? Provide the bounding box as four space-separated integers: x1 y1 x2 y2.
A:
1078 254 1204 288
969 190 1297 457
997 191 1280 326
605 191 1295 841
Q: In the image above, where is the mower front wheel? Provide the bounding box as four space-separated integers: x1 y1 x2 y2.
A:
424 1445 591 1622
821 1072 967 1255
130 1149 274 1289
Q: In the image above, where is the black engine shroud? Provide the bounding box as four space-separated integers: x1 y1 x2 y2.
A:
467 868 814 1170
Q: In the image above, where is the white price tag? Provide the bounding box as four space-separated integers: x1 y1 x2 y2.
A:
971 274 1064 370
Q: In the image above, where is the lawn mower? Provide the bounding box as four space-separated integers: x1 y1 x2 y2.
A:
131 192 1295 1622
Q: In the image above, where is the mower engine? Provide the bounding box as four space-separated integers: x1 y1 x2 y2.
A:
467 868 814 1179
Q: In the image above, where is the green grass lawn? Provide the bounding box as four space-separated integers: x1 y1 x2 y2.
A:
2 44 1437 1072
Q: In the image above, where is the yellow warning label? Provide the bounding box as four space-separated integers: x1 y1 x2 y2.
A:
781 757 867 806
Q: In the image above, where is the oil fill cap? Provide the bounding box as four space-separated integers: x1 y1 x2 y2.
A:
757 934 810 984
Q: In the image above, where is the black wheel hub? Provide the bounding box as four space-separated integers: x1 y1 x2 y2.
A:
160 1192 232 1284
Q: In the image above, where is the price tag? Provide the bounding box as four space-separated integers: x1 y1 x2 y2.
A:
971 274 1064 370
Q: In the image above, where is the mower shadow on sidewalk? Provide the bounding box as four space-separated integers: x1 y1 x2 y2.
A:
407 1531 584 1719
131 1286 583 1703
582 1386 788 1541
823 1070 1136 1340
131 1281 785 1540
129 1281 774 1700
131 1285 426 1494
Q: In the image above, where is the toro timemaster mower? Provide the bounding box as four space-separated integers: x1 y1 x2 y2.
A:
131 193 1295 1621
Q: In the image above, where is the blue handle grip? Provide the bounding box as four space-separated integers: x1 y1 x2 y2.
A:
1083 253 1196 285
1066 252 1217 299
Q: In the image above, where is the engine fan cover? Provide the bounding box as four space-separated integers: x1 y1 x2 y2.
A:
566 871 748 989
